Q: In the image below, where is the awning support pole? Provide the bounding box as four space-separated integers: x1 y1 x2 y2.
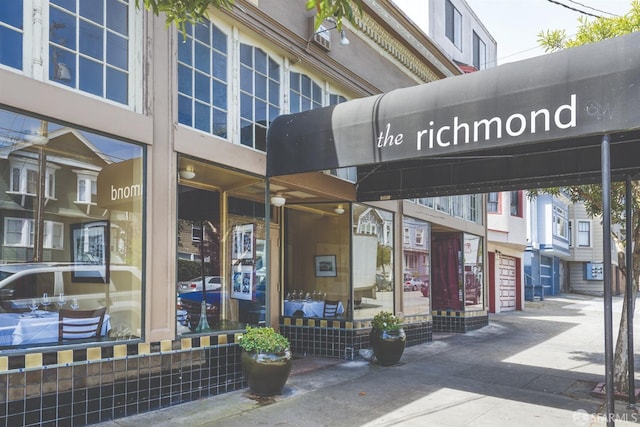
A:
602 134 615 426
265 179 272 327
626 175 636 408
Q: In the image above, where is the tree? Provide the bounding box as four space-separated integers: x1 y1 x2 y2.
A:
537 0 640 394
135 0 361 34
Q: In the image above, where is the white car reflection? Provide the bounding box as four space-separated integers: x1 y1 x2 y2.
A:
177 276 222 294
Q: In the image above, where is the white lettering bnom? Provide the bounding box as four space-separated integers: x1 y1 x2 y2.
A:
111 184 142 201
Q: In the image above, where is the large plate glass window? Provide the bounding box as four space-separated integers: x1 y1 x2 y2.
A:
283 203 352 319
0 107 145 348
402 216 430 316
352 204 394 320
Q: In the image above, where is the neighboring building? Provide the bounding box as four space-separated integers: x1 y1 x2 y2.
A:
393 0 498 71
566 202 622 296
0 1 496 425
486 191 527 313
524 193 571 300
394 0 505 314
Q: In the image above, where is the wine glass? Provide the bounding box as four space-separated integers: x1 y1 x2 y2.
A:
57 293 66 309
70 298 79 310
28 299 39 316
41 293 51 311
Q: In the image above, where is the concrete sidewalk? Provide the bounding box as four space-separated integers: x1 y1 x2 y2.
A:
96 294 640 426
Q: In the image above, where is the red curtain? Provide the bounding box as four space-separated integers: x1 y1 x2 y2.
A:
431 233 462 311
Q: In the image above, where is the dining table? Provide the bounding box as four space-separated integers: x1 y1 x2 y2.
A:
0 310 111 346
283 300 344 318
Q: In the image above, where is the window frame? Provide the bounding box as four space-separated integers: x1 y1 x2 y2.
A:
487 192 500 213
445 0 462 50
472 31 486 70
3 217 64 249
7 158 57 200
177 19 229 137
577 220 591 247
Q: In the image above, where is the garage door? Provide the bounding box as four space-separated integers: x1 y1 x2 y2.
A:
498 256 517 311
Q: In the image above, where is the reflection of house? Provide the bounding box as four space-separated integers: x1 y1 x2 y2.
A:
403 217 430 283
0 127 111 262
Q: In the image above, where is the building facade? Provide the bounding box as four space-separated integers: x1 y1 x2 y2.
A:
0 1 489 425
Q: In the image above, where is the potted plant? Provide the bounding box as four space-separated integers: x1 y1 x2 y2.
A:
370 311 406 366
239 326 293 396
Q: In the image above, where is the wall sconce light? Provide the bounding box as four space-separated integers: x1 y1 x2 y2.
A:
271 194 286 207
334 204 345 215
179 166 196 180
339 30 350 46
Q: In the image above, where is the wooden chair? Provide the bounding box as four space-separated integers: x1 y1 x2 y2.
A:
58 307 106 342
323 300 340 318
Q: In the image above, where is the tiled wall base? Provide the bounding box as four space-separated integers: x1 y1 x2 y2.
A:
432 310 489 333
0 335 245 427
279 317 432 360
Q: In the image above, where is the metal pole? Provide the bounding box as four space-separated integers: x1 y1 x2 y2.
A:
265 179 271 327
626 175 636 408
602 134 615 426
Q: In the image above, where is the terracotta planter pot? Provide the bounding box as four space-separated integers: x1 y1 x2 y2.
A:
370 328 406 366
241 349 292 396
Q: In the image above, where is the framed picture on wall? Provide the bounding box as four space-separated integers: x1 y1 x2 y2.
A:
70 221 110 283
315 255 337 277
231 263 254 300
232 224 254 260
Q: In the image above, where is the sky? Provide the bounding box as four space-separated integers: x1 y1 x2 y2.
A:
464 0 634 64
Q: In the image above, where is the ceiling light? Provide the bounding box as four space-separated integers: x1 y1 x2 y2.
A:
334 204 345 215
179 166 196 180
271 194 286 207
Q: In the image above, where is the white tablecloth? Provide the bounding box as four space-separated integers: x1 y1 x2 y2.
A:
0 311 111 346
283 300 344 317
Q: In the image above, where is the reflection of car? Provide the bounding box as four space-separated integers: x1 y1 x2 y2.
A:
177 290 221 331
421 282 430 297
177 276 222 294
404 278 423 291
0 262 142 337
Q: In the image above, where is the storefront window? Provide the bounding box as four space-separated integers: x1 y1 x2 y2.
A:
462 233 483 309
283 203 351 319
402 216 430 316
352 204 393 320
0 107 144 348
176 173 267 334
431 232 484 311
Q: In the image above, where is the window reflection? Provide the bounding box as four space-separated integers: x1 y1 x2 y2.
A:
0 107 144 348
352 204 394 320
431 232 484 311
176 182 267 334
402 216 430 316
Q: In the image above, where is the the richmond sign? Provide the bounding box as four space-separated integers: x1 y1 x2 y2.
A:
267 32 640 178
377 94 576 152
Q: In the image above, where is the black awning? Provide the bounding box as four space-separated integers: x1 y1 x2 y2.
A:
266 31 640 199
